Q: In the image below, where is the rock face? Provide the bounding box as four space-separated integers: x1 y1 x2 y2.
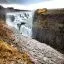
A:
0 23 64 64
20 36 64 64
0 6 6 21
32 8 64 53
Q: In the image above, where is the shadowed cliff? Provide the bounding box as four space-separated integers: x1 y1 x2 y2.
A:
32 8 64 54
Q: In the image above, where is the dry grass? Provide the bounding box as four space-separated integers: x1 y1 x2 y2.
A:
0 40 34 64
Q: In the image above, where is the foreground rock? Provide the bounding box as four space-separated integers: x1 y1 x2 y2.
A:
0 23 64 64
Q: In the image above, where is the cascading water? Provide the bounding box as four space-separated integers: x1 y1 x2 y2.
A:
6 11 33 37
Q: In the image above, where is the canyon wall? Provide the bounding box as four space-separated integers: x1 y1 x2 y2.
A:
32 9 64 53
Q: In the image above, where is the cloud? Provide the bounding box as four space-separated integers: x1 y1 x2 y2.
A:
27 0 64 10
0 0 64 10
0 0 7 3
0 4 26 10
0 0 49 4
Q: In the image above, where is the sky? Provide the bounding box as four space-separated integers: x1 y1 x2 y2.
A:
8 0 46 4
0 0 49 4
0 0 64 10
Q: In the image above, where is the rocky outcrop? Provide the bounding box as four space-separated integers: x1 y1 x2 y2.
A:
32 8 64 53
0 23 64 64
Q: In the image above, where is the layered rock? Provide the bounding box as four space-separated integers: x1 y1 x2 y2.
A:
32 8 64 53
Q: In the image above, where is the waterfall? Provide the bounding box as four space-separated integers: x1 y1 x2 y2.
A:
6 11 33 37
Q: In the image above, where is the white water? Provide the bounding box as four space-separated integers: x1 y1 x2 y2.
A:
6 11 33 37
